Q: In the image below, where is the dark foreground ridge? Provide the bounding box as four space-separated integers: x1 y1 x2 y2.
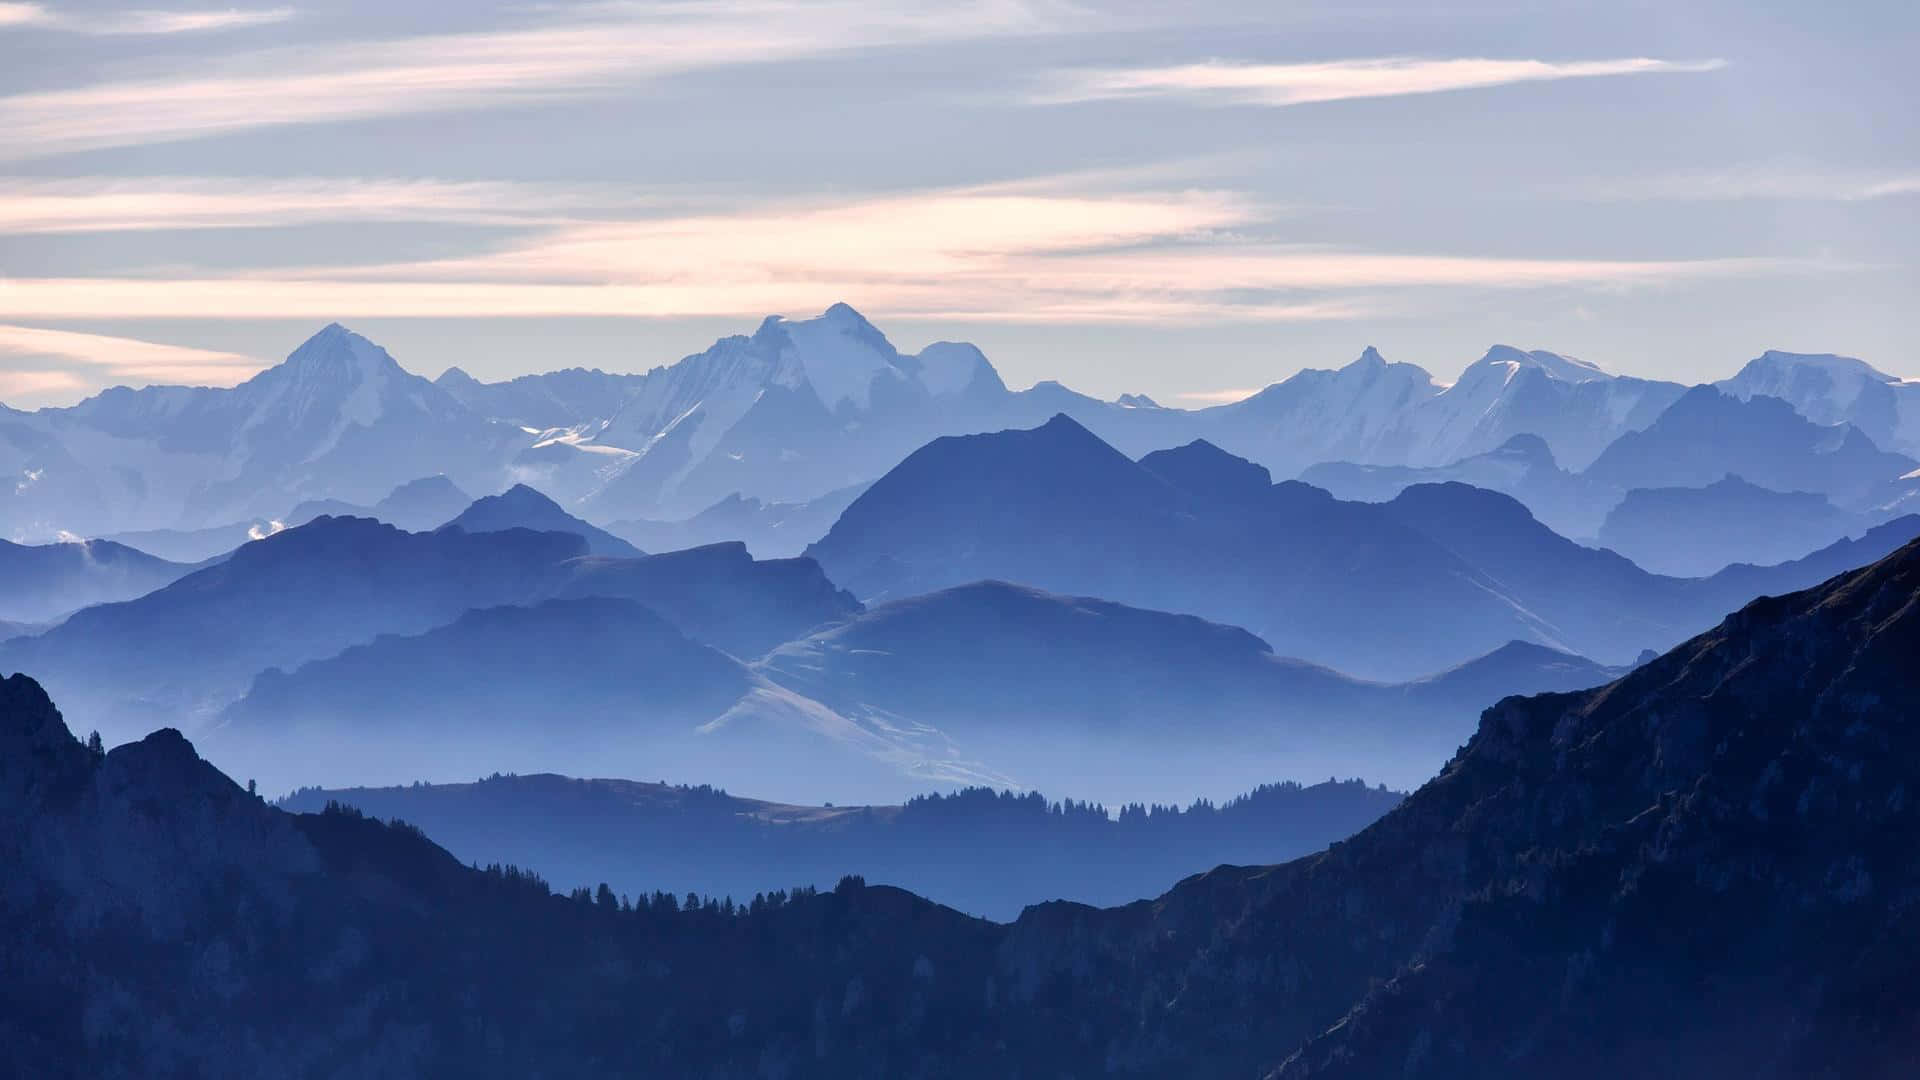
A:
6 540 1920 1077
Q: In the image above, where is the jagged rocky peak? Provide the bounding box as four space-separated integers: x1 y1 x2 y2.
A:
0 673 92 817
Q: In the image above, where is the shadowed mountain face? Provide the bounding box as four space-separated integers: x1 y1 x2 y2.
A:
754 580 1626 798
6 535 1916 1077
1583 386 1917 509
440 483 643 557
289 474 474 533
604 483 870 560
1301 433 1617 538
0 516 588 738
0 537 190 622
212 597 754 793
1597 474 1870 577
806 416 1912 679
806 417 1564 680
281 775 1405 922
99 475 476 563
556 541 860 659
1718 349 1920 458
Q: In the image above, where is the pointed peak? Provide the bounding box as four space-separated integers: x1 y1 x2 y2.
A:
1037 412 1094 436
1354 345 1386 367
820 301 873 326
278 322 402 380
494 483 563 510
436 365 479 387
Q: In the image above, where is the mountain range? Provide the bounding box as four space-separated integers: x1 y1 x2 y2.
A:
0 516 590 736
279 775 1405 921
1718 348 1920 458
7 528 1915 1076
9 308 1916 568
2 324 523 539
1596 474 1873 577
807 414 1920 679
0 536 190 623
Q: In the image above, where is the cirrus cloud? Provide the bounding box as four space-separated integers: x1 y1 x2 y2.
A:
1034 56 1726 108
0 323 264 395
0 4 293 35
0 0 1070 159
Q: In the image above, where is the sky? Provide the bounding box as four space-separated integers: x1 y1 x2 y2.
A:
0 0 1914 407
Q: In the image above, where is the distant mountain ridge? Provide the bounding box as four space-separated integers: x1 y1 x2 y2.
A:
1718 348 1920 457
807 415 1920 680
0 324 524 539
0 536 191 623
9 306 1905 545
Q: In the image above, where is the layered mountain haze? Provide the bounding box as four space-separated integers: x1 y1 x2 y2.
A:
281 775 1406 921
1302 433 1613 538
805 416 1560 680
1585 385 1918 510
552 541 860 659
756 580 1627 799
1597 474 1874 576
213 596 757 792
806 415 1906 680
0 536 191 623
0 516 589 738
604 483 870 559
7 532 1917 1076
287 474 474 533
439 482 643 557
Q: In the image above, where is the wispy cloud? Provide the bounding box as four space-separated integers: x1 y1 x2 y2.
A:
1175 387 1260 404
1035 56 1726 108
1567 165 1920 203
0 324 264 392
0 176 666 233
0 1 1067 158
0 367 89 401
0 4 293 34
0 174 1826 327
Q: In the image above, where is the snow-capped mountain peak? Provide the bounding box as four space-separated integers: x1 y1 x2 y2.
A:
761 303 909 413
273 323 405 385
1349 345 1389 371
1718 349 1920 457
908 341 1005 398
1467 344 1609 385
